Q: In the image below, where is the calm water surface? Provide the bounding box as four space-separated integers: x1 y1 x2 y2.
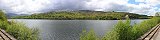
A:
9 19 147 40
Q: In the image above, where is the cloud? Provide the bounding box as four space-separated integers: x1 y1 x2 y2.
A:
85 0 129 11
146 0 160 6
0 0 50 14
129 0 160 15
51 0 90 10
135 0 145 2
0 0 160 16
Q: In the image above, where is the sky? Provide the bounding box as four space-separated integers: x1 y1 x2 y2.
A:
0 0 160 16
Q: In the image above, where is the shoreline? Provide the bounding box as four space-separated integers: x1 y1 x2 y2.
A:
8 18 150 20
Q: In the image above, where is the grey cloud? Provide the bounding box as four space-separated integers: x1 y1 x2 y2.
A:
104 3 130 11
44 0 130 12
44 0 91 11
0 0 160 16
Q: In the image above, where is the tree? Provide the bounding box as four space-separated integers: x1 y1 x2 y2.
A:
0 10 7 21
155 12 160 16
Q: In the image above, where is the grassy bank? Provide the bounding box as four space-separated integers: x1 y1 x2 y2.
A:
0 10 39 40
80 17 160 40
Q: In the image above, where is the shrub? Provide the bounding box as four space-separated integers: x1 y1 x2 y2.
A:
102 19 132 40
0 10 39 40
131 17 160 40
6 20 39 40
80 29 99 40
81 17 160 40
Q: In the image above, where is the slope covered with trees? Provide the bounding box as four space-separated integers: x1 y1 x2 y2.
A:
12 11 150 20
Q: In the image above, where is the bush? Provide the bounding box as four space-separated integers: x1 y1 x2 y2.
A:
0 10 39 40
81 17 160 40
131 17 160 40
103 17 160 40
6 20 39 40
80 29 99 40
102 19 132 40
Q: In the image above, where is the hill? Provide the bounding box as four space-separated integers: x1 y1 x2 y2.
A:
6 13 29 18
11 11 150 20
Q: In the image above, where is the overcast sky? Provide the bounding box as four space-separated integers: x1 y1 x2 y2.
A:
0 0 160 16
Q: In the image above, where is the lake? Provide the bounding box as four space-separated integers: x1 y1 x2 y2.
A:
8 19 147 40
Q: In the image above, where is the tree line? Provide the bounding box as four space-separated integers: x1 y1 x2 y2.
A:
11 11 151 20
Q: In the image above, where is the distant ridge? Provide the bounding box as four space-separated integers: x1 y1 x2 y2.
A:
11 10 150 20
6 13 29 18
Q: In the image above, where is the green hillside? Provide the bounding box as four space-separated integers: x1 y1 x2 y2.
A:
12 11 151 20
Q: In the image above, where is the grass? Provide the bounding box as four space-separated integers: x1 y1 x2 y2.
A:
0 19 39 40
0 10 39 40
80 17 160 40
6 20 39 40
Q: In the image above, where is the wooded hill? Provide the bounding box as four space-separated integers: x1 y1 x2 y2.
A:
11 10 150 20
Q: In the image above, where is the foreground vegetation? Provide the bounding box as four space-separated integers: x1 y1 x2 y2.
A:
12 11 151 20
0 10 39 40
80 17 160 40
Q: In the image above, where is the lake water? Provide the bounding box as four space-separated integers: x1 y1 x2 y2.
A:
9 19 147 40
